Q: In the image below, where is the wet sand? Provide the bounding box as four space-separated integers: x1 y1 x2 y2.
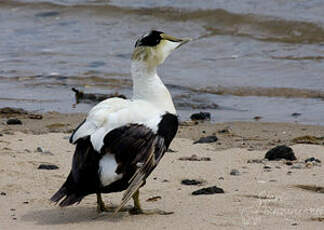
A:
0 111 324 229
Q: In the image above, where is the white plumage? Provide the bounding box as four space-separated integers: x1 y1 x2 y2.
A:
51 30 190 215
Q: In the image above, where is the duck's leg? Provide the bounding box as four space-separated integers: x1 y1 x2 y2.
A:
96 193 132 213
97 193 111 213
129 190 173 215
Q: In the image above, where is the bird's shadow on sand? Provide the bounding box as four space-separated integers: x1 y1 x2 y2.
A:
21 206 127 225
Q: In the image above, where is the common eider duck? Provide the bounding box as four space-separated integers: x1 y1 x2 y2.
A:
51 30 191 215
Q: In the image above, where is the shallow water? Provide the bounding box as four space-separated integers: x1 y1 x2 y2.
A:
0 0 323 125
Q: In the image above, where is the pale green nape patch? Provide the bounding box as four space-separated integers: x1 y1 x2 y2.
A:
131 40 169 70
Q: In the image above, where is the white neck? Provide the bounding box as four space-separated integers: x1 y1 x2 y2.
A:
131 61 176 114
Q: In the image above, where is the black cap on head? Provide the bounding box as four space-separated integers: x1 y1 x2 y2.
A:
135 30 163 48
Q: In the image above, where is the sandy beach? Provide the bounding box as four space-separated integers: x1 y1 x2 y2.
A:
0 111 323 230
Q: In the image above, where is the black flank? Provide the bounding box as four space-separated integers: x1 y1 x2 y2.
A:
157 113 178 148
51 136 102 206
51 113 178 206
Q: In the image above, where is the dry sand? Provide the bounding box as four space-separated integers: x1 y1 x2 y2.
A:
1 112 324 230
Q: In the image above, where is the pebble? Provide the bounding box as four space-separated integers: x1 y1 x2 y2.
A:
190 112 211 121
286 161 293 166
265 145 297 161
275 166 281 169
0 133 3 136
230 169 240 176
192 186 224 195
167 148 177 153
269 179 277 182
287 171 292 175
218 177 224 180
178 154 211 161
36 147 53 155
305 157 321 163
6 119 22 125
1 192 6 196
38 164 59 170
218 127 232 134
247 159 264 164
253 116 262 121
291 113 301 118
36 147 44 152
263 165 271 169
146 196 161 202
181 179 203 186
28 114 43 120
193 135 218 144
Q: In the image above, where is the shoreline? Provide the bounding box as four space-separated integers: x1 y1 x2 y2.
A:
0 108 323 229
1 109 323 151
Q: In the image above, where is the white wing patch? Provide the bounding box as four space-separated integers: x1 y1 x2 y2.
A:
99 154 122 186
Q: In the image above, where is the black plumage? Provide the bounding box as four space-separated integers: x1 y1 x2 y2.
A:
50 113 178 208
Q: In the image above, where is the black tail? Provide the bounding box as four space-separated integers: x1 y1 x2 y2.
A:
50 173 84 207
50 136 101 207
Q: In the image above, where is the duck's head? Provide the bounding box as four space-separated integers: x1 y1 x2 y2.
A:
132 30 191 69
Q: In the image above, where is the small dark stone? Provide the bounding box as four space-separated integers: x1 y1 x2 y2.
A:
28 114 43 120
305 157 321 163
36 147 43 152
23 201 29 204
193 135 218 144
263 165 271 169
0 133 3 136
192 186 224 195
265 145 297 161
286 161 293 166
218 177 224 180
162 179 169 183
1 192 6 196
167 148 177 153
253 116 262 121
247 159 264 164
230 169 240 176
218 127 232 134
190 112 211 121
6 119 22 125
10 208 15 211
291 113 301 118
181 179 203 186
38 164 59 170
